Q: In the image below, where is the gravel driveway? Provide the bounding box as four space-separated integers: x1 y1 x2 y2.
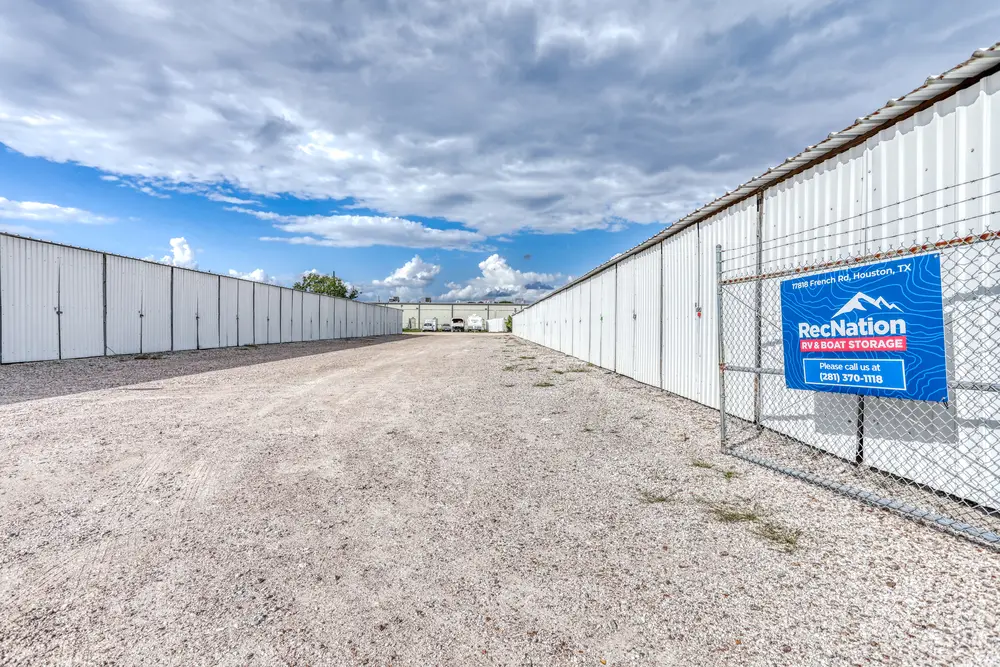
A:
1 334 997 665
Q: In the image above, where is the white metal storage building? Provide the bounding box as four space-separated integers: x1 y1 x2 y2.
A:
0 234 402 363
513 46 1000 525
386 302 525 331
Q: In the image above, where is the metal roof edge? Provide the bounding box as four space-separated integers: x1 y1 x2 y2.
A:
519 43 1000 312
0 230 384 306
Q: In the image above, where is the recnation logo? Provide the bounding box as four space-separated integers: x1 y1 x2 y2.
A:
797 291 907 352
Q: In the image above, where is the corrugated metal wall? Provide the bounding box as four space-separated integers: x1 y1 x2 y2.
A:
320 296 335 339
0 233 401 363
303 292 320 341
105 255 142 356
220 276 239 348
237 280 254 346
511 68 1000 515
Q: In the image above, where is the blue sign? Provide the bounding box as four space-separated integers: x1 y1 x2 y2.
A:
780 254 948 402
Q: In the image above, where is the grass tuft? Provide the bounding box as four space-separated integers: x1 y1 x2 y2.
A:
533 381 555 388
754 522 802 552
691 460 714 469
518 355 536 360
552 370 565 375
708 501 761 524
722 470 741 481
133 353 163 361
639 490 676 504
502 365 518 371
567 367 590 373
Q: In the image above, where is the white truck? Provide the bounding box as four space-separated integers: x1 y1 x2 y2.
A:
467 315 484 332
422 318 438 331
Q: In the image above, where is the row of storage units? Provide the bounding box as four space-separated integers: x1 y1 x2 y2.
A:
0 234 402 363
513 55 1000 512
513 197 755 409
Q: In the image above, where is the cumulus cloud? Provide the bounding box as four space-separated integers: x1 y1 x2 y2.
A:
149 237 198 269
0 196 114 224
0 0 1000 243
0 2 997 241
228 268 278 283
439 254 564 302
234 207 485 250
369 255 442 300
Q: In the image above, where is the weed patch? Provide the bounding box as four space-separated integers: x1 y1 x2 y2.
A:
691 460 714 469
133 353 163 361
707 501 761 524
722 470 741 481
754 522 802 552
533 381 555 388
639 490 677 504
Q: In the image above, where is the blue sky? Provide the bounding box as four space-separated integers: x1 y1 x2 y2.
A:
1 1 998 301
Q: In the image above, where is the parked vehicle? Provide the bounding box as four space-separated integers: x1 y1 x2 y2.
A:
442 323 452 332
422 318 438 331
466 315 484 332
451 318 465 332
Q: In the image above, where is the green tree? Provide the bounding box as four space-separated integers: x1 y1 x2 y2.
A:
293 272 360 299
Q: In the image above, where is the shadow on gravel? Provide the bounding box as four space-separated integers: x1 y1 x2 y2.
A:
0 335 415 406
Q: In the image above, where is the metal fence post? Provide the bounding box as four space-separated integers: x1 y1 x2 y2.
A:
716 244 727 450
754 192 764 428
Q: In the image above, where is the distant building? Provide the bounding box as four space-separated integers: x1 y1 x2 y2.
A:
386 301 526 331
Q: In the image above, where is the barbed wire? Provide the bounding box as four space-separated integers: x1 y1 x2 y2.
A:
722 194 1000 269
721 171 1000 259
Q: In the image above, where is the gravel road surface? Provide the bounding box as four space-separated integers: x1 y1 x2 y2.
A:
1 334 997 665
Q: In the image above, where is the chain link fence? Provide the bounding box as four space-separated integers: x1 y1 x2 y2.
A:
717 218 1000 548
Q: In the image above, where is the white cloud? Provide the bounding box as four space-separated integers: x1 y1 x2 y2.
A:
234 207 485 250
100 174 119 182
0 1 997 239
228 267 278 283
369 255 442 300
0 196 114 224
0 223 53 237
209 192 260 205
439 254 564 302
149 237 198 269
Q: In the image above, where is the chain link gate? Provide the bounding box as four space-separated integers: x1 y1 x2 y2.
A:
717 229 1000 548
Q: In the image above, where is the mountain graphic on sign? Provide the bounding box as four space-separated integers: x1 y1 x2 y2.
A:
832 292 903 318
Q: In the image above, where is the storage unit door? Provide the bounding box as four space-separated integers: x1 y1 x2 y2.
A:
105 255 143 356
220 276 239 348
303 292 320 341
254 283 269 344
237 280 254 345
172 268 200 351
320 296 334 339
632 244 661 388
196 273 220 350
141 261 172 353
267 285 281 343
615 258 635 378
